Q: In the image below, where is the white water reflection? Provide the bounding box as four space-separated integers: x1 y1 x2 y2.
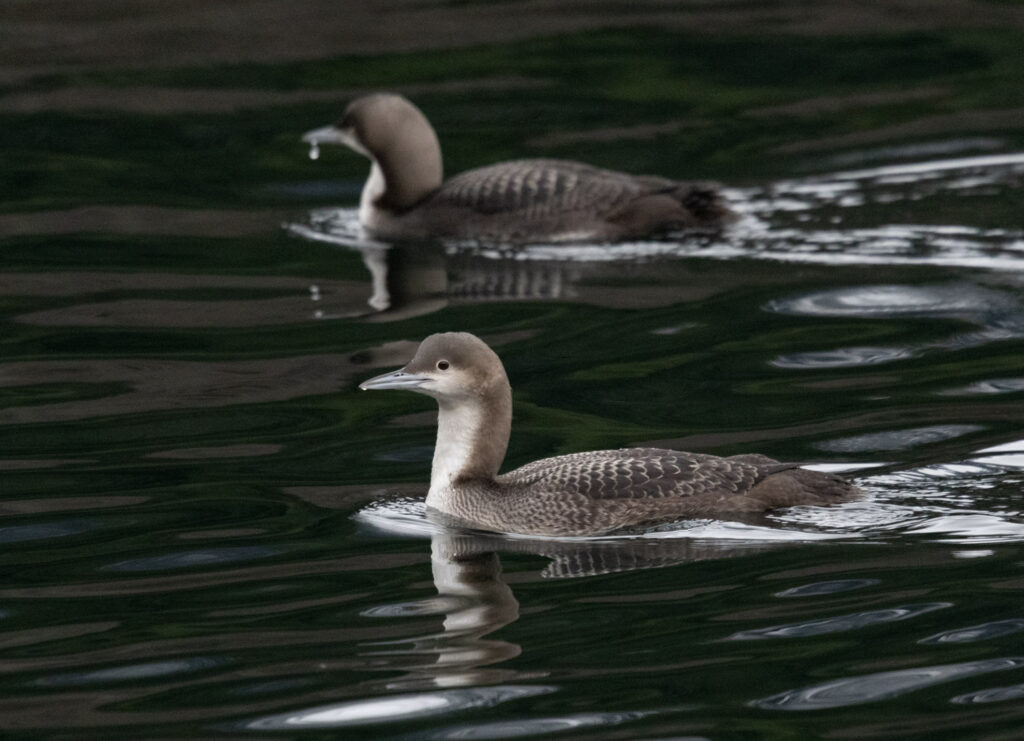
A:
952 683 1024 704
34 657 225 687
941 378 1024 396
902 514 1024 543
289 152 1024 270
243 685 556 730
774 579 881 597
726 603 950 641
101 546 283 572
765 283 1019 319
767 281 1024 369
398 710 657 740
721 152 1024 270
0 519 95 544
919 619 1024 645
752 657 1024 710
817 425 985 453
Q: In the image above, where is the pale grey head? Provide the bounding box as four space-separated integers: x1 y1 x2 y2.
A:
304 93 443 212
361 332 513 484
360 331 508 402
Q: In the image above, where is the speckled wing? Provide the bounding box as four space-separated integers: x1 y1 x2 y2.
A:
501 447 781 501
431 159 670 217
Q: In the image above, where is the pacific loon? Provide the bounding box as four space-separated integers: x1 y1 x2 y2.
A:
359 332 859 536
304 93 732 244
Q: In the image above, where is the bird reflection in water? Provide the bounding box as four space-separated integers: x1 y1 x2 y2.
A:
286 209 729 321
292 234 590 322
351 517 784 691
360 535 525 691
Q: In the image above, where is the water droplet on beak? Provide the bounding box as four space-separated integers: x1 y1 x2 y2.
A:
308 141 320 161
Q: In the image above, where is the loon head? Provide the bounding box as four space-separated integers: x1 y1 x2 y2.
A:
359 332 508 404
303 93 443 210
360 332 513 484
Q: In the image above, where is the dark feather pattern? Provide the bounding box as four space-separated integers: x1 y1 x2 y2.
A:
439 447 857 537
433 159 659 217
502 448 774 501
423 158 729 239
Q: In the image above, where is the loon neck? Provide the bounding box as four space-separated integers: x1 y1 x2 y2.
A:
429 390 512 497
363 129 443 213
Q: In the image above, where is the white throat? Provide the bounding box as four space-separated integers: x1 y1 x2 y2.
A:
427 401 487 506
359 160 387 226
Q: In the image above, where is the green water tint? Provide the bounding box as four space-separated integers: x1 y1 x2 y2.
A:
3 249 1024 737
4 28 1024 213
4 18 1024 741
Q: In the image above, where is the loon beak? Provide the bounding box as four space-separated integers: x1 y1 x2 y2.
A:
301 125 347 145
359 368 429 391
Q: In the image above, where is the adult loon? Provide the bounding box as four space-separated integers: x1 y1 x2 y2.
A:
303 93 732 244
359 332 859 536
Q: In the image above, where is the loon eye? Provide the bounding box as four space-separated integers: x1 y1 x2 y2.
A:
436 360 450 371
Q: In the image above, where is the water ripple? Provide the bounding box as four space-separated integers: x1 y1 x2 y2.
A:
727 603 950 640
942 378 1024 396
765 283 1017 318
767 281 1024 369
816 425 984 453
0 519 96 544
772 346 919 369
752 657 1024 710
34 656 225 687
101 546 283 572
951 683 1024 704
904 515 1024 543
241 685 556 730
919 618 1024 644
361 596 470 618
775 579 881 597
401 710 656 740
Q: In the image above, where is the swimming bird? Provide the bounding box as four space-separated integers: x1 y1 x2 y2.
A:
359 332 859 536
303 93 732 244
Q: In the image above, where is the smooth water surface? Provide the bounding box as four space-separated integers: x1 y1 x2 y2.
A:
3 5 1024 739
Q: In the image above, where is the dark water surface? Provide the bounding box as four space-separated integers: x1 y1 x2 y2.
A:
4 6 1024 739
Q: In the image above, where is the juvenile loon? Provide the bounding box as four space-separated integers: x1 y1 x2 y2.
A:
359 332 859 537
303 93 732 244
